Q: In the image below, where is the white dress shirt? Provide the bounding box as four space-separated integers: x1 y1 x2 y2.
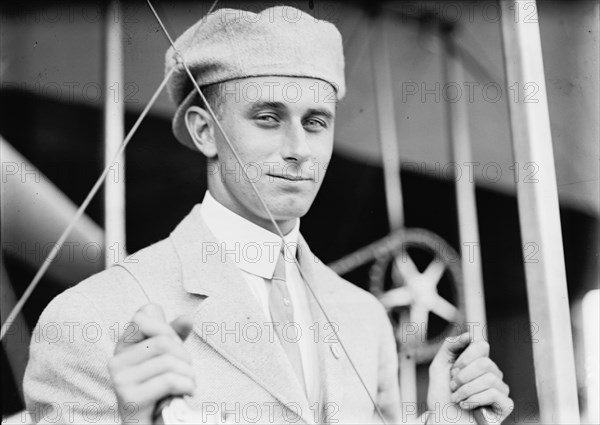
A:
200 191 318 400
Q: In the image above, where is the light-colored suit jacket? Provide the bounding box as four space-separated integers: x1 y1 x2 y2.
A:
24 205 401 424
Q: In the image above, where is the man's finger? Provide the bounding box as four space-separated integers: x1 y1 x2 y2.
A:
456 388 514 421
454 340 490 370
437 332 472 364
111 334 193 368
451 372 509 404
114 305 179 354
134 372 196 403
113 353 195 387
140 303 167 321
452 357 502 388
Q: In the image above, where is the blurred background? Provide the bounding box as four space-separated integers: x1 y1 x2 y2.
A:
1 0 598 423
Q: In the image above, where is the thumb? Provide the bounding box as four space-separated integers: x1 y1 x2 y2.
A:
114 303 168 353
170 314 193 341
437 332 472 364
139 303 167 321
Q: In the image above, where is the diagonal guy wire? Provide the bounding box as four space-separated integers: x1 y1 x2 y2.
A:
0 66 177 342
145 1 387 422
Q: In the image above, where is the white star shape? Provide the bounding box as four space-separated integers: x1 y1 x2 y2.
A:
378 253 459 330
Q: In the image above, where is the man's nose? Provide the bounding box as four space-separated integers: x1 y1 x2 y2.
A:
281 121 311 162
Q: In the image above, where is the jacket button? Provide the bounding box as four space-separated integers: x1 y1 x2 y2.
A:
330 344 341 359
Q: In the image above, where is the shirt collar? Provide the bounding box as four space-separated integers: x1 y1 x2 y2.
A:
200 191 300 279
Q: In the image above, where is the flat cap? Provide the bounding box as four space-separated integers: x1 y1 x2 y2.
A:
165 6 346 150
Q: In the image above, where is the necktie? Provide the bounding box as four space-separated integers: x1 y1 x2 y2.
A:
269 251 306 393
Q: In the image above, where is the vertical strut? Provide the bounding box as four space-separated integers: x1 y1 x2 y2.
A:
370 14 415 407
441 23 491 425
500 1 580 423
440 29 488 339
103 0 127 267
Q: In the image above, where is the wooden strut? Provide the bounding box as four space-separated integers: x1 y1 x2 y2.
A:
370 14 417 409
440 27 488 339
499 1 580 423
103 0 127 267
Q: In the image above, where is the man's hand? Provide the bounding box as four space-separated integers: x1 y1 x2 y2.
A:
427 332 513 424
108 304 195 424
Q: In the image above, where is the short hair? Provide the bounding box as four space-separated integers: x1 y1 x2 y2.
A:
193 83 223 118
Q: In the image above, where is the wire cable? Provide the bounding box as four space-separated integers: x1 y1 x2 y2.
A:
0 66 176 342
146 1 387 422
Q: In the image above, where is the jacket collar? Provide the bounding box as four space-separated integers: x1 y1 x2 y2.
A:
170 204 351 423
170 203 240 297
199 191 300 280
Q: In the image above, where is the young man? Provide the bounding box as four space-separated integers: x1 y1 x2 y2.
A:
24 6 512 424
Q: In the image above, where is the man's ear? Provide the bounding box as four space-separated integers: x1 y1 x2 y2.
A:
185 105 218 158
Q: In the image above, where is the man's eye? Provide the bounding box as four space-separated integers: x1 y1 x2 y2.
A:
304 118 327 130
255 114 279 124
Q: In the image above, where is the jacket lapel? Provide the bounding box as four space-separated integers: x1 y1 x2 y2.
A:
170 206 312 423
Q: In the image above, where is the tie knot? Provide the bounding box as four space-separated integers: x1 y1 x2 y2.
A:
272 251 286 282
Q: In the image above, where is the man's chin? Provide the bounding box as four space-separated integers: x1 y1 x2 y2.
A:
268 205 311 223
271 209 307 222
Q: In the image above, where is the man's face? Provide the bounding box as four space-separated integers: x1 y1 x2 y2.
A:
206 76 337 231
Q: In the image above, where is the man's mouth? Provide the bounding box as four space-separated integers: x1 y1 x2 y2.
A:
267 174 312 182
